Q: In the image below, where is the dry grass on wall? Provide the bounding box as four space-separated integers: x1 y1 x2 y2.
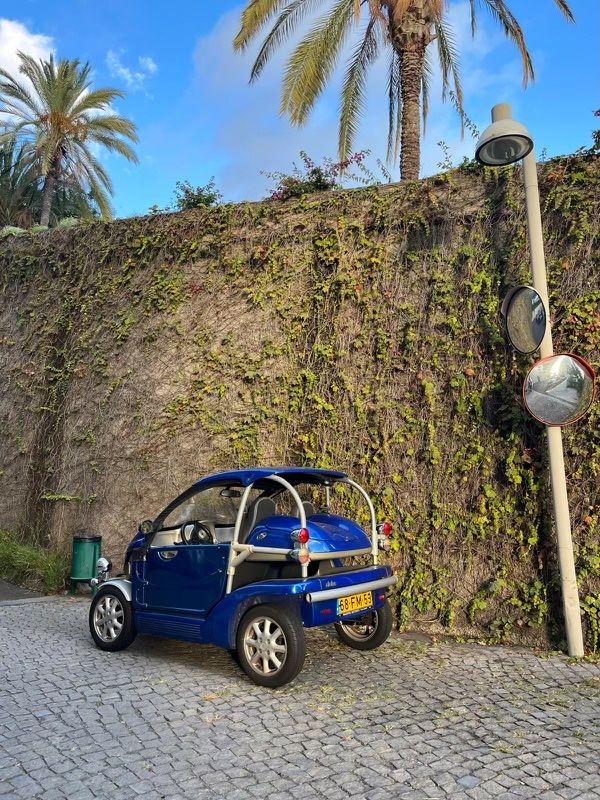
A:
0 154 598 650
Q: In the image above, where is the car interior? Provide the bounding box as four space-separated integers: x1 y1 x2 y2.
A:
150 486 320 549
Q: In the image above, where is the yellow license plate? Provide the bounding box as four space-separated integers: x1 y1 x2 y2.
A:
337 591 373 616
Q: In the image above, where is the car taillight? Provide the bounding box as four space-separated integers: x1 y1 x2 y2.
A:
297 528 309 544
292 528 310 545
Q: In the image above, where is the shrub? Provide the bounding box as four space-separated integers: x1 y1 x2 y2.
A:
264 150 382 201
172 178 222 210
0 226 25 238
0 530 69 593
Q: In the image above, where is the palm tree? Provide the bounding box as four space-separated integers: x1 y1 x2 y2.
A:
0 52 138 225
234 0 573 181
0 137 37 227
0 136 98 227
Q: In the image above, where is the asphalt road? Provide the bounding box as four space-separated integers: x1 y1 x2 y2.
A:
0 596 599 800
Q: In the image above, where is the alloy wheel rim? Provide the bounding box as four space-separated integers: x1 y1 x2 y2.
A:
339 611 378 641
243 617 287 675
93 595 124 642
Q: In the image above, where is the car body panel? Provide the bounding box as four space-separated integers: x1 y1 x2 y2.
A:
142 544 229 616
245 513 371 554
133 564 393 649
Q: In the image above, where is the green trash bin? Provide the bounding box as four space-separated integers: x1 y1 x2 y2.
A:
70 534 101 594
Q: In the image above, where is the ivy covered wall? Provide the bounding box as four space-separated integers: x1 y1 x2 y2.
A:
0 156 598 649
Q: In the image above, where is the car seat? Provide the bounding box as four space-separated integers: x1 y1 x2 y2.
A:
239 497 276 542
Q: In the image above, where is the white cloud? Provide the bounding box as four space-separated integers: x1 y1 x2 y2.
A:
138 56 158 75
106 50 158 91
0 18 54 78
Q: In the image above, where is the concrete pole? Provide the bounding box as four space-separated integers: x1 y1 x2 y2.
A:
520 149 585 656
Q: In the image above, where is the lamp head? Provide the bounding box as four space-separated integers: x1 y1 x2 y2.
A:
475 103 533 166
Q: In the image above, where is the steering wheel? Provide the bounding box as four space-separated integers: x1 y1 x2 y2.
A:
180 520 214 545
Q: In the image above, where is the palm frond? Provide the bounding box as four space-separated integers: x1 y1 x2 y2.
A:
234 0 288 50
85 115 139 144
553 0 574 21
338 18 380 160
15 51 51 105
481 0 533 85
281 0 355 125
86 131 139 163
250 0 327 81
433 15 463 131
468 0 477 35
69 88 124 117
421 50 433 133
80 166 113 219
386 48 401 162
0 73 43 119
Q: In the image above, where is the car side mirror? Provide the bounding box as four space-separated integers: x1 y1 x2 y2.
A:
138 519 155 536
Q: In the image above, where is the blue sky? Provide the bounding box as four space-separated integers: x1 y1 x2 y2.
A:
0 1 597 218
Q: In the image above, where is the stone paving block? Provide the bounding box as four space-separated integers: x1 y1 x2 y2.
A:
1 599 599 800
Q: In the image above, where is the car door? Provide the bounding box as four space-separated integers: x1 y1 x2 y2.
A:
140 484 238 617
143 540 228 617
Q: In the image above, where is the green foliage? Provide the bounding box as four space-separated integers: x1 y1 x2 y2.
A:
172 178 222 210
0 154 598 653
0 225 25 238
0 530 68 592
265 150 390 201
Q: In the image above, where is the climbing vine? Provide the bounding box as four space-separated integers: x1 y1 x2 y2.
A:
0 154 598 651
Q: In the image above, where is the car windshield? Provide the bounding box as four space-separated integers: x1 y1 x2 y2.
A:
162 486 260 527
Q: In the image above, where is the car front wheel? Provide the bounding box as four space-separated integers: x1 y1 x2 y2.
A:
235 604 305 688
334 599 393 651
89 586 137 652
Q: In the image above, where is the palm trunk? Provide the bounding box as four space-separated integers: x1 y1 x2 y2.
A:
389 7 430 181
40 158 59 226
398 44 425 181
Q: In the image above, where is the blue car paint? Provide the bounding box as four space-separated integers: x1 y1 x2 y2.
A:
191 466 347 490
133 564 392 649
246 513 371 554
143 544 229 615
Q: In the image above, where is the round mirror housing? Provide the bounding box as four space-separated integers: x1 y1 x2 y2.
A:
523 354 596 426
475 103 533 166
501 285 547 354
138 519 154 536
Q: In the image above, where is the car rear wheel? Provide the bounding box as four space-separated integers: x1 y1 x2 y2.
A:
235 604 305 688
334 599 393 651
89 586 137 652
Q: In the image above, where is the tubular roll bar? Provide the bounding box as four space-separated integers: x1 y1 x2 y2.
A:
225 475 307 593
342 477 379 565
224 473 379 594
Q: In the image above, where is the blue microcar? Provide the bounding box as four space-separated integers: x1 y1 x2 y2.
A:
89 467 396 686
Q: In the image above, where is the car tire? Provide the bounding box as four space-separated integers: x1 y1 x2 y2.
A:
89 586 137 652
227 648 241 666
334 599 393 651
235 604 305 688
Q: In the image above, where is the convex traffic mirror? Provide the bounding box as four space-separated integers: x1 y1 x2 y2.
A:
523 354 596 426
501 285 546 354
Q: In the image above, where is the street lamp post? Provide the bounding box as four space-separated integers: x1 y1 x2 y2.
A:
475 103 585 657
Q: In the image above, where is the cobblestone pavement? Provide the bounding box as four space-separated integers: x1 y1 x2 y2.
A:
0 597 599 800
